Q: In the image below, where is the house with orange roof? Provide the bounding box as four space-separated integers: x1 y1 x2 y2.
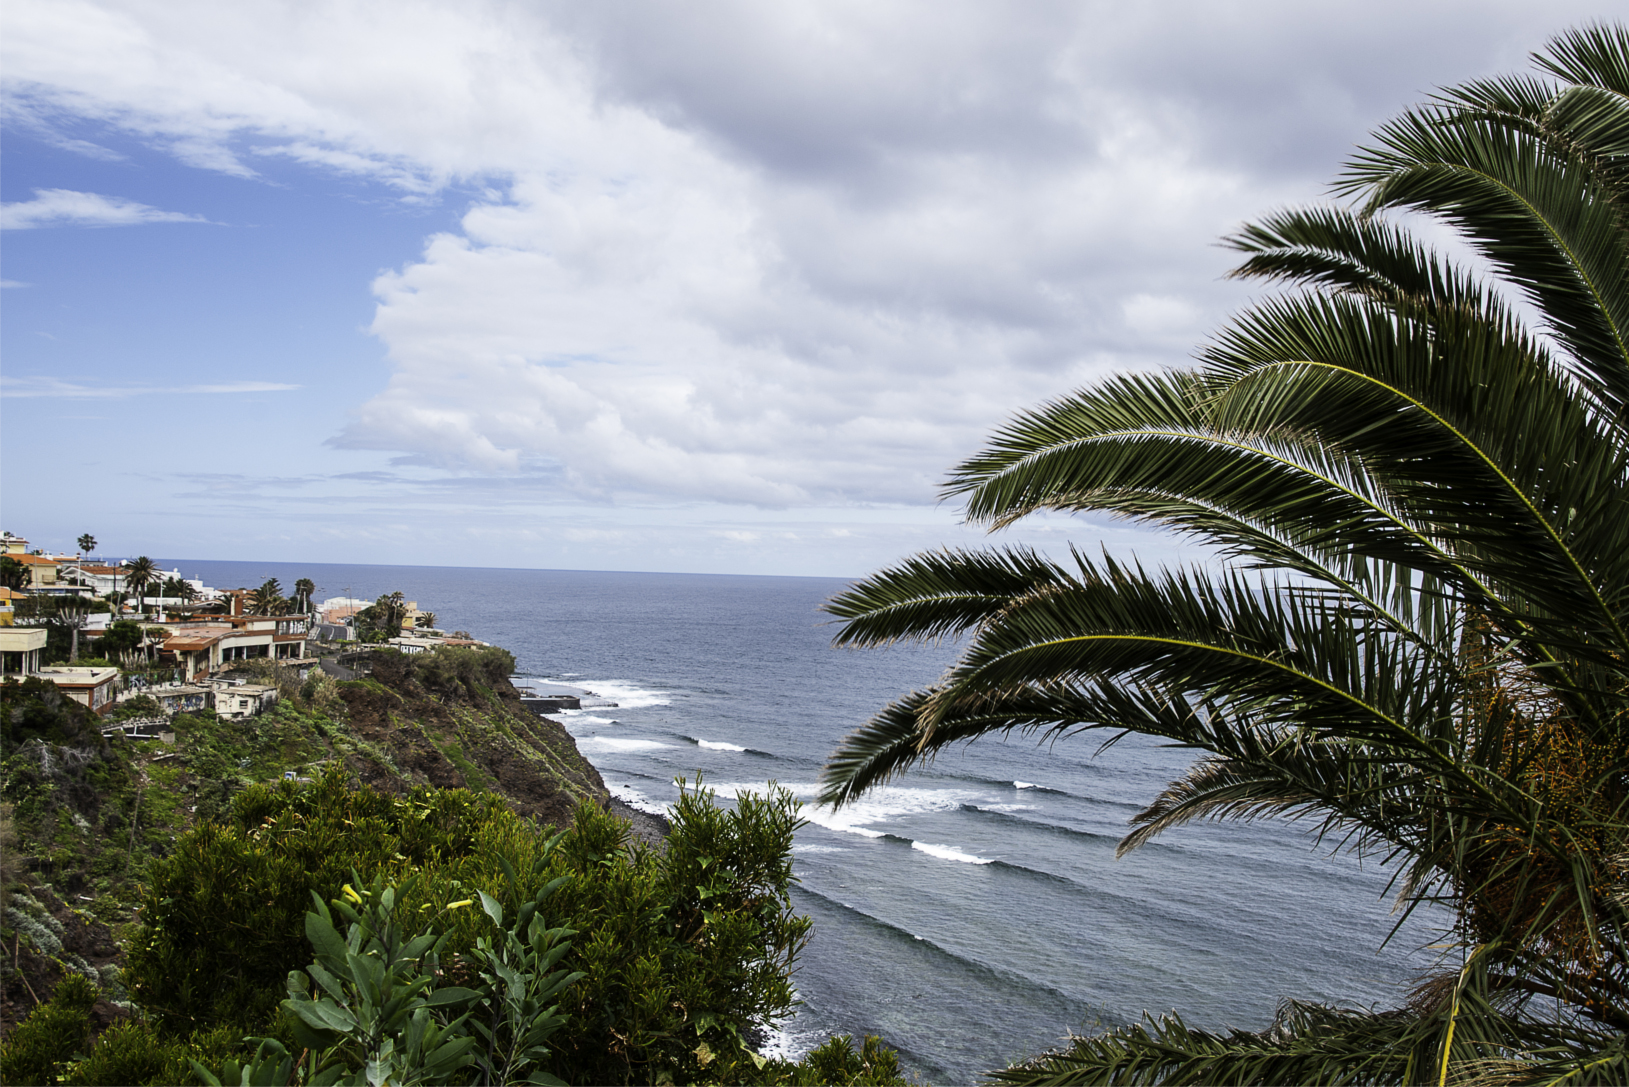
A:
155 614 311 681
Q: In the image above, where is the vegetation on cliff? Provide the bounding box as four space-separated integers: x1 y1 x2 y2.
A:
2 646 906 1084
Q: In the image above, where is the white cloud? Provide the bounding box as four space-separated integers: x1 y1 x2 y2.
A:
3 0 1612 519
0 188 207 229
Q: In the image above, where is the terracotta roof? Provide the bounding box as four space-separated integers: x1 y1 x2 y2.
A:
0 586 28 600
163 629 230 651
11 554 58 565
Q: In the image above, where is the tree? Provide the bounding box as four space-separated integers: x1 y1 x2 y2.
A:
823 25 1629 1085
100 620 143 663
250 578 286 616
76 534 95 560
122 556 158 616
415 611 438 630
52 596 93 661
292 578 316 615
162 576 197 604
0 557 26 592
355 591 409 642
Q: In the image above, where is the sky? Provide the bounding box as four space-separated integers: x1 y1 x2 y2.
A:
1 1 1617 577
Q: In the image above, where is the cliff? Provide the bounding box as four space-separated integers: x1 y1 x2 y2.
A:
327 647 608 824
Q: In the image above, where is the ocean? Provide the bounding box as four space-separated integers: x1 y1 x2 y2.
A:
168 560 1443 1082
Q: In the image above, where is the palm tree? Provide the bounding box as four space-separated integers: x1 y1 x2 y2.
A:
249 578 286 616
77 533 96 560
122 556 158 617
824 25 1629 1084
415 611 437 630
293 578 316 615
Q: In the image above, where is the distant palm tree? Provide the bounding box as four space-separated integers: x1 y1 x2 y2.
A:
293 578 316 614
122 556 158 616
76 533 96 560
415 611 438 630
828 25 1629 1084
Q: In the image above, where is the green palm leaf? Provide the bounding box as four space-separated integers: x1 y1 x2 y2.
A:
823 24 1629 1084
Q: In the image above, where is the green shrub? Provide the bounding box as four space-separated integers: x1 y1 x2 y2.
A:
120 771 889 1084
537 784 810 1084
411 645 516 700
1 677 102 752
124 768 519 1034
197 865 581 1087
770 1035 906 1086
0 972 99 1086
57 1021 243 1087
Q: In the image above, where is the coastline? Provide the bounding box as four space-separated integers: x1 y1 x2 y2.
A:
607 793 671 848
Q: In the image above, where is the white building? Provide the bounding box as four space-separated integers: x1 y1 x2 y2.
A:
0 626 48 677
35 666 120 715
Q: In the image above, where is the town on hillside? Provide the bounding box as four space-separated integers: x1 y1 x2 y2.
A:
0 530 488 722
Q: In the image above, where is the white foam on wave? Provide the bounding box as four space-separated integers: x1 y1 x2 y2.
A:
791 844 847 854
758 1015 824 1063
562 713 617 725
573 679 671 709
981 803 1036 814
698 781 989 846
1014 781 1037 789
912 841 994 864
696 739 748 752
579 737 673 753
794 783 986 840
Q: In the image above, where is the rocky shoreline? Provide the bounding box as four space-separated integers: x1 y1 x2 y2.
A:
607 794 671 847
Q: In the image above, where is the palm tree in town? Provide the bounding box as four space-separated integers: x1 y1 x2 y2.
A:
76 533 96 560
122 556 158 617
292 577 316 615
250 578 287 616
824 25 1629 1085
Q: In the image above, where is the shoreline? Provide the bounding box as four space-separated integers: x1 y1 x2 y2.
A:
606 794 671 847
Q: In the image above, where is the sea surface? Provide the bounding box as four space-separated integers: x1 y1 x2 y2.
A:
168 560 1445 1082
